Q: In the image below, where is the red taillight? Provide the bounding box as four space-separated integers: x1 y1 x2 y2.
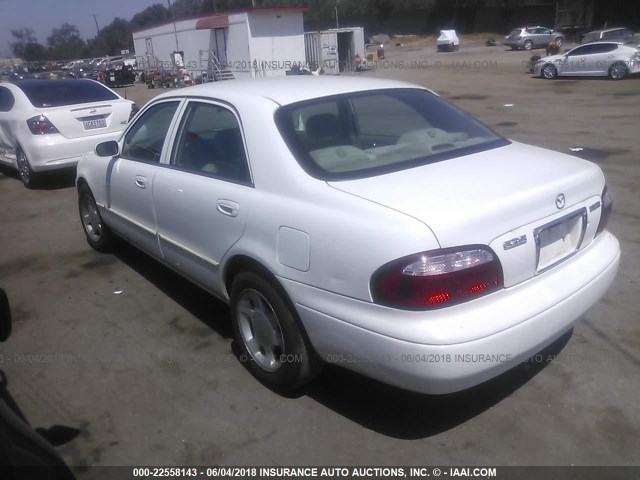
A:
26 115 59 135
371 247 504 310
596 185 613 236
129 103 140 122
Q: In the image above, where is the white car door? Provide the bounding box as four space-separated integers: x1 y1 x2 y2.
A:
583 43 619 75
106 100 181 257
0 86 18 165
152 100 254 292
560 44 594 75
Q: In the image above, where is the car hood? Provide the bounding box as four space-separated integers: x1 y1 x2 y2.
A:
331 140 602 242
538 54 564 63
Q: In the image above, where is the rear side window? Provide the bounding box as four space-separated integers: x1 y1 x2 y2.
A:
171 101 251 184
0 87 15 112
122 101 180 163
15 80 118 108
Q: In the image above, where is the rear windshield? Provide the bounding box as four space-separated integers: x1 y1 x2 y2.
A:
15 80 118 108
275 88 509 181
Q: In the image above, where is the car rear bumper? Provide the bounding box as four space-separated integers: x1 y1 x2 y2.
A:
283 232 620 394
21 131 122 172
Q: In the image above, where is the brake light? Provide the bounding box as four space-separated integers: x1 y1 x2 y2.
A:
371 247 504 310
26 115 59 135
129 103 140 122
596 185 613 235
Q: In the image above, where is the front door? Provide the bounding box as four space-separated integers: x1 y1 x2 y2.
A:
106 100 181 257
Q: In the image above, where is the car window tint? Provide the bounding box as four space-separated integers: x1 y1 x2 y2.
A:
122 101 179 163
598 44 619 53
171 102 250 184
568 45 595 56
276 88 507 181
15 79 118 107
0 87 15 112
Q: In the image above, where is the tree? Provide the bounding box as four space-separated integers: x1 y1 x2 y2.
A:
10 28 47 61
47 23 87 60
100 18 134 55
130 4 170 30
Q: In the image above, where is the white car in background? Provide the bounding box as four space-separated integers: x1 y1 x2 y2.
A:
76 77 620 394
0 79 137 188
535 41 640 80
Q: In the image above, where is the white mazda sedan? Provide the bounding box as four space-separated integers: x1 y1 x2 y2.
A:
76 77 620 394
0 79 137 188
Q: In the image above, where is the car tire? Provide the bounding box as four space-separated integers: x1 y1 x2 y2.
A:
524 40 533 50
230 271 321 391
554 37 563 47
609 62 628 80
541 63 558 79
78 185 114 251
15 147 38 189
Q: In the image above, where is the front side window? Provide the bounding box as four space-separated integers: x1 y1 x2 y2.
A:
121 101 179 163
171 102 250 184
275 88 508 181
567 45 595 56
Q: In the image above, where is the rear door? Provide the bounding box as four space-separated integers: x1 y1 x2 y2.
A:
0 86 17 162
105 100 182 257
582 43 619 74
153 100 253 292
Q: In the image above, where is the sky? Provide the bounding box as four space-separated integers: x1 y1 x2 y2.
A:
0 0 163 57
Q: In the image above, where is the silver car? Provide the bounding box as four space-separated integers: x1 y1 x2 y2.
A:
534 41 640 80
505 26 564 50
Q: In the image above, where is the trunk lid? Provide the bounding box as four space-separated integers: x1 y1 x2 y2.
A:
328 141 605 287
41 101 131 139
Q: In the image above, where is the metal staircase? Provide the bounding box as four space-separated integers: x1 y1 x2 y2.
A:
207 49 234 82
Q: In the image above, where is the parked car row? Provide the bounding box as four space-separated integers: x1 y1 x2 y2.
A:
503 24 639 80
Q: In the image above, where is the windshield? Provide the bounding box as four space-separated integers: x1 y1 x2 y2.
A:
16 79 118 108
275 88 509 181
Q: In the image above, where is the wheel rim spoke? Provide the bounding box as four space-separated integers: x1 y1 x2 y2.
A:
81 196 102 241
237 288 284 372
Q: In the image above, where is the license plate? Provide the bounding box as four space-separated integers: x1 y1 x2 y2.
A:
83 118 107 130
535 209 586 272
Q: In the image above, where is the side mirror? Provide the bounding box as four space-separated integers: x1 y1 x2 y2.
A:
0 288 12 342
95 140 119 157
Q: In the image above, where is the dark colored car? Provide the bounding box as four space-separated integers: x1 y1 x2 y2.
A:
581 27 634 44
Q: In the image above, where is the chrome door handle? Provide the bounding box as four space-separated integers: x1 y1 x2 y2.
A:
217 200 239 217
135 176 147 189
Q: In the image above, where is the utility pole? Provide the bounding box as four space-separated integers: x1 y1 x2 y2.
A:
335 1 339 30
92 14 100 36
167 0 179 51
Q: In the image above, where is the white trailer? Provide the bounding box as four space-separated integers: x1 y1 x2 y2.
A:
131 7 307 81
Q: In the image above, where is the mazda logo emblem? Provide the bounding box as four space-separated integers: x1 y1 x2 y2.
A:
555 194 566 209
90 109 97 114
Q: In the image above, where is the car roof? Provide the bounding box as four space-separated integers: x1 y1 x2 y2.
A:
155 76 424 106
587 27 630 34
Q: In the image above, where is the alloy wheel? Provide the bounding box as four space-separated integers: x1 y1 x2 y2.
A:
236 289 285 372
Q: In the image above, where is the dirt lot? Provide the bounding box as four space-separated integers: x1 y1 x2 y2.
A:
1 41 639 472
